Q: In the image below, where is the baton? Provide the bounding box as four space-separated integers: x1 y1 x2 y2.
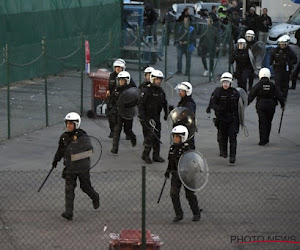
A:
38 166 55 192
278 109 284 134
142 121 163 144
157 177 167 204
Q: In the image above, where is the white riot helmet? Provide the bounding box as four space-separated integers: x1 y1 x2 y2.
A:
175 81 193 96
279 34 290 45
113 59 126 70
278 35 288 48
237 38 247 49
64 112 81 129
245 30 255 42
172 125 189 143
150 70 164 84
144 66 155 76
258 68 271 80
220 72 233 84
117 71 131 85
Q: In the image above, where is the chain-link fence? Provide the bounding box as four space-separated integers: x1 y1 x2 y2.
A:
0 169 299 249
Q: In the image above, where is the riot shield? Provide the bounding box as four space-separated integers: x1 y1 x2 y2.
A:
162 77 175 106
177 150 209 192
68 136 102 170
250 41 266 70
167 107 196 140
236 87 249 136
117 87 141 120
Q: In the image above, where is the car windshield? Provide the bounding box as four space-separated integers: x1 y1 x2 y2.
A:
176 5 195 16
288 7 300 25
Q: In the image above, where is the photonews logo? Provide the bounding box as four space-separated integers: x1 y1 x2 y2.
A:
231 235 300 245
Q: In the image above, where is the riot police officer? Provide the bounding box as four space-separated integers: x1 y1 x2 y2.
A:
138 70 168 164
164 125 201 222
270 35 297 101
175 81 196 149
107 59 136 138
52 112 100 220
209 72 240 164
248 68 285 145
231 38 253 92
139 66 155 90
245 30 256 49
245 30 256 91
110 71 137 154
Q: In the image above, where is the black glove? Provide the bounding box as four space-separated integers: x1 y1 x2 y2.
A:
168 105 174 112
164 114 168 121
52 161 57 168
164 171 170 179
206 107 211 114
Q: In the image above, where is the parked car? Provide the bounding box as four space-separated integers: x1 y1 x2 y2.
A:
194 1 220 14
267 7 300 44
172 3 197 20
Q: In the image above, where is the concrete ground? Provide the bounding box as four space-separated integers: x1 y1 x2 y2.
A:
0 45 299 249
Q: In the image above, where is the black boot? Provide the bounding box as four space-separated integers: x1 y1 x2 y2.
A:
220 143 228 158
131 134 137 147
111 143 118 154
229 141 236 164
62 212 73 220
153 155 165 162
93 193 100 209
153 144 165 162
192 213 201 222
173 214 183 222
142 148 152 164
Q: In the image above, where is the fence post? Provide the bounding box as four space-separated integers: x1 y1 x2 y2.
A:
42 37 49 127
6 44 10 139
141 166 146 250
137 26 142 85
164 26 167 78
80 33 84 116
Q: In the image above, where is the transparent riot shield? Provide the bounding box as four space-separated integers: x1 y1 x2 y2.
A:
236 87 249 136
177 150 209 192
249 41 266 70
167 107 196 140
117 87 141 120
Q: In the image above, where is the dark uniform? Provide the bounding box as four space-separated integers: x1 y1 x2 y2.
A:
52 129 99 220
177 95 196 149
231 47 253 92
248 77 285 145
198 23 220 74
139 80 150 90
165 142 200 222
246 40 256 91
138 84 168 163
111 84 137 153
291 28 300 89
209 86 240 163
270 45 297 100
107 71 136 137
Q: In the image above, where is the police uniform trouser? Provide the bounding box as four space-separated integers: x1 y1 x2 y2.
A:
217 119 239 158
143 120 161 157
291 63 300 89
170 173 200 216
113 117 135 150
65 172 98 214
274 70 290 100
236 68 253 92
256 100 276 144
108 112 117 134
